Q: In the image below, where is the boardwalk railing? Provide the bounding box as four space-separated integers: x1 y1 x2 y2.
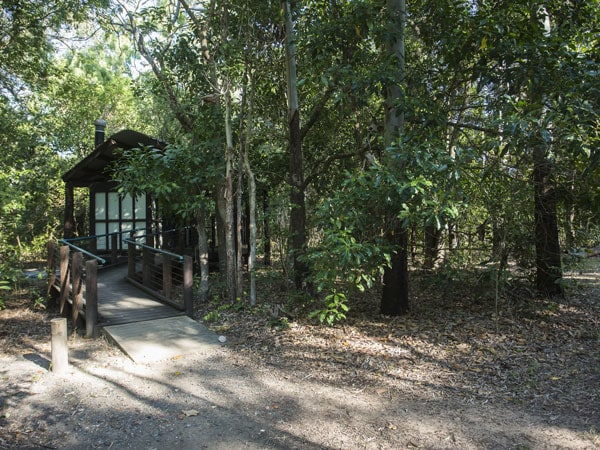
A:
47 240 100 338
123 231 194 317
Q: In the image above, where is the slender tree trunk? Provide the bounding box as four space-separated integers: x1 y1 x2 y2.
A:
196 208 210 303
381 0 409 315
236 138 244 300
263 189 271 266
423 224 439 270
282 0 308 289
224 87 237 302
240 76 258 305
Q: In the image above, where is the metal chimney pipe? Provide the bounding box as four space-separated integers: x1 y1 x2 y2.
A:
94 119 107 148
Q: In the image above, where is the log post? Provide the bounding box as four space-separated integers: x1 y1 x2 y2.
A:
51 318 68 374
46 240 56 298
184 255 193 318
58 245 70 314
163 256 173 300
71 252 83 325
111 234 118 264
85 260 98 338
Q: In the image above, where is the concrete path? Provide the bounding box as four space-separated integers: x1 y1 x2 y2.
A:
102 316 222 363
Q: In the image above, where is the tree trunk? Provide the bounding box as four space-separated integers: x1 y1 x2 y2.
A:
236 141 244 300
533 145 563 297
423 224 439 270
263 189 271 266
196 208 210 303
380 0 409 315
282 0 308 290
241 77 258 305
216 186 227 275
224 87 237 302
381 227 409 315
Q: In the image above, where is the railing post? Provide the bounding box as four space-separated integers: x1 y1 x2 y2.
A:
142 247 152 286
71 252 83 325
111 234 118 265
163 256 172 299
184 255 193 318
58 245 70 314
85 260 98 338
46 240 56 298
128 231 136 279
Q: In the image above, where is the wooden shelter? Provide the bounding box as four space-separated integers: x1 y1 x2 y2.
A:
62 120 167 249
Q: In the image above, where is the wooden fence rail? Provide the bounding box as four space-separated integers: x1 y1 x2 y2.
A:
124 233 194 317
47 241 99 338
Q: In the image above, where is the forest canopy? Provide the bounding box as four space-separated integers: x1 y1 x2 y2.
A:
1 0 599 320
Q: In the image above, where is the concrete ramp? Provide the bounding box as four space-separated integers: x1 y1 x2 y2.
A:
103 316 222 363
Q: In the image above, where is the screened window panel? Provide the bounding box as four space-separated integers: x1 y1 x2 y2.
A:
134 193 146 219
95 193 106 220
108 193 120 220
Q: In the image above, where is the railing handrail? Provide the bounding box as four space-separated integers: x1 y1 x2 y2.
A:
123 237 184 262
58 239 107 265
61 227 148 243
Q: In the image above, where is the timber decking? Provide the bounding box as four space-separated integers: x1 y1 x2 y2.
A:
97 265 182 325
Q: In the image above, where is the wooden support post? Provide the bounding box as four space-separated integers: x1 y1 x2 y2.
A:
63 182 75 239
128 231 136 279
111 234 118 264
58 245 70 314
163 256 172 300
145 228 154 247
46 240 56 298
142 248 152 286
85 260 98 338
51 318 68 374
71 252 83 325
178 229 185 254
184 255 193 318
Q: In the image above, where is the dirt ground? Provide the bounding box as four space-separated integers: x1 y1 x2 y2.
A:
1 260 599 449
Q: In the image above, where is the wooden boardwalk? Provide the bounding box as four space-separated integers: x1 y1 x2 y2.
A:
96 264 183 326
96 265 221 362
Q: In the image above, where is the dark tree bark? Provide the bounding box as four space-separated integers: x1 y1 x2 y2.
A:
423 224 440 270
283 0 308 289
381 227 409 315
263 189 271 266
380 0 409 315
533 146 563 297
289 109 308 288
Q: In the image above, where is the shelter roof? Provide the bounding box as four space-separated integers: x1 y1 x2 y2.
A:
62 129 167 187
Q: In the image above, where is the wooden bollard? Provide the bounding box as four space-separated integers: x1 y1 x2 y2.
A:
51 318 68 374
85 260 98 338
